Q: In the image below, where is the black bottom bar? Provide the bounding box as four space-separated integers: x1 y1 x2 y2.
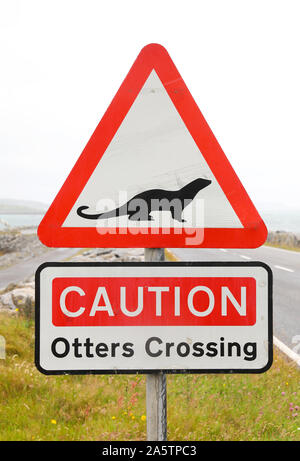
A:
0 440 293 457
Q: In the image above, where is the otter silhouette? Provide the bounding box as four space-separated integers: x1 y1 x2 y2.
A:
77 177 211 222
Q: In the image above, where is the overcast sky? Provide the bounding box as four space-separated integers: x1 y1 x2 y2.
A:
0 0 299 212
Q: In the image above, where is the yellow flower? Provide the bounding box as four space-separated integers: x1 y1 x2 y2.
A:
51 419 57 425
123 411 127 416
141 415 146 422
15 308 19 312
131 415 135 420
111 416 116 420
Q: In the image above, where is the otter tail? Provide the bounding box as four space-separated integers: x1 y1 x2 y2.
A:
77 205 123 220
77 206 106 220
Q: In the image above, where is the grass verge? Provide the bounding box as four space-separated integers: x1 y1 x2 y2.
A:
0 312 299 441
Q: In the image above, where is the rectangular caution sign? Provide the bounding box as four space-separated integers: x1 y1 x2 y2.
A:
35 262 272 375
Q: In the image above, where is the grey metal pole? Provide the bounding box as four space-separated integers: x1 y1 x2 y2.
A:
144 248 167 441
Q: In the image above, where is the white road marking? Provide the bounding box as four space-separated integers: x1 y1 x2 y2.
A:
274 336 300 368
274 265 294 273
220 249 227 252
240 255 251 260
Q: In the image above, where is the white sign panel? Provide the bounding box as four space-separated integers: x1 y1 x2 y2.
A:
35 262 272 374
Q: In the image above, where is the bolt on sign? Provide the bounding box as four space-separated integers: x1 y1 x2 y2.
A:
37 44 267 249
35 262 273 375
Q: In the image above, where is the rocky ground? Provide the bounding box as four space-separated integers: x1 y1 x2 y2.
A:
69 247 144 263
0 228 50 269
267 230 300 249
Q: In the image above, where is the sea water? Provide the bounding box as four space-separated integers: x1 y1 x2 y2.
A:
0 214 44 229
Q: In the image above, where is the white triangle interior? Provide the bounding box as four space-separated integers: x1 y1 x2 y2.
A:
62 70 243 229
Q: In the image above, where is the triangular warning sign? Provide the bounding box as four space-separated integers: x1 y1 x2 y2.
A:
38 44 267 248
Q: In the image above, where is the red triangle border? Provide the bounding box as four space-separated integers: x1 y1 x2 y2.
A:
38 44 267 248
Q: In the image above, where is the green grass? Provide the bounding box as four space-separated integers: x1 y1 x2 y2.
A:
0 312 299 441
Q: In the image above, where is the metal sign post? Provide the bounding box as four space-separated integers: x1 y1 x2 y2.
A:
144 248 167 441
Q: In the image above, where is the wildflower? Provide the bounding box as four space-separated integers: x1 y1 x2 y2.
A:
111 416 116 420
141 415 146 422
51 419 57 425
281 392 285 396
131 415 135 420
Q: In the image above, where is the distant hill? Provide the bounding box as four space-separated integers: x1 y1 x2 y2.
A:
0 199 49 214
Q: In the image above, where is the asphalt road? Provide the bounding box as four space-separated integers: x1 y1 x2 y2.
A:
0 248 79 290
169 245 300 351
